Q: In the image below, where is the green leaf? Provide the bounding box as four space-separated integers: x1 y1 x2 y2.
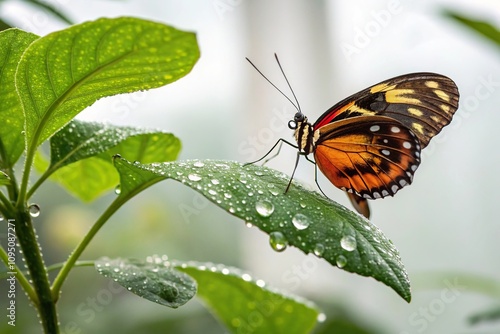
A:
443 10 500 48
469 305 500 326
113 157 411 302
49 119 181 169
176 261 320 334
46 156 120 201
34 120 181 201
16 17 199 152
0 170 10 186
95 257 196 308
0 29 39 167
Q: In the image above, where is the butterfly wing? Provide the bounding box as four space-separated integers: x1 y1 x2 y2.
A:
313 73 459 148
314 115 421 201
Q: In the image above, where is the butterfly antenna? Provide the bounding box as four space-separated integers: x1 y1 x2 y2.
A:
274 53 302 113
246 57 300 112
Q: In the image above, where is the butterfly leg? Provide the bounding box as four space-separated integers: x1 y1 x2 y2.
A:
244 138 298 166
285 151 302 193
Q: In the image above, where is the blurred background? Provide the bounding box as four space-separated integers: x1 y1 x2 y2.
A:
0 0 499 333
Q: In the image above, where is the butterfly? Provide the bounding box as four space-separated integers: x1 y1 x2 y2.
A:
246 54 459 218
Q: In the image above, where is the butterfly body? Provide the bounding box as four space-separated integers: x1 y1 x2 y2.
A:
247 56 459 218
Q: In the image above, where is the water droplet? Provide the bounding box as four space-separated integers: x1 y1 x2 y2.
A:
241 273 252 281
292 213 311 230
255 200 274 217
313 243 325 257
269 231 287 252
340 235 357 252
0 213 4 221
114 185 121 195
256 279 266 287
224 193 232 199
208 189 217 196
211 179 220 185
193 161 205 168
336 255 347 268
245 222 253 228
188 174 202 181
28 204 40 217
254 171 264 176
317 313 327 322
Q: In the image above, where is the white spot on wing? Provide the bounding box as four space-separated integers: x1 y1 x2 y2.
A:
370 125 380 132
391 126 400 133
403 141 412 149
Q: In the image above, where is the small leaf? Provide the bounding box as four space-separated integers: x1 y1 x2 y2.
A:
444 10 500 48
95 257 196 308
0 29 39 167
16 17 199 151
34 120 181 201
0 170 11 186
113 158 411 302
176 261 320 334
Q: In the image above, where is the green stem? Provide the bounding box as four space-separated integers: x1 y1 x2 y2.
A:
51 196 127 299
0 243 37 302
15 208 58 333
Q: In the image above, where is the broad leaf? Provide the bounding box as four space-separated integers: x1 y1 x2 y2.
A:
0 29 38 167
16 17 199 152
95 257 196 308
34 121 181 201
176 261 321 334
113 157 411 302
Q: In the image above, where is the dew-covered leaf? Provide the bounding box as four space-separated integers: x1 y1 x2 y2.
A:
16 17 199 151
175 260 321 334
0 29 38 167
50 119 181 169
34 121 181 201
113 157 411 302
95 257 196 308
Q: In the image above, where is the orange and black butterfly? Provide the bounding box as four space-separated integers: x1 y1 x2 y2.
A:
247 55 459 218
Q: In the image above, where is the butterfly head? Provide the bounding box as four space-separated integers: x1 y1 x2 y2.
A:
289 112 318 155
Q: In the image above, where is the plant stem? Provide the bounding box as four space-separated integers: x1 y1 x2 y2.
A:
15 208 59 333
51 196 126 299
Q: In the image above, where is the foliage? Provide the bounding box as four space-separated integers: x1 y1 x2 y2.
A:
0 16 411 334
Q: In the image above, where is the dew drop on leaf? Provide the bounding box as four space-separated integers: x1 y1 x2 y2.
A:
114 185 121 195
269 231 287 252
336 255 347 268
188 174 202 182
317 313 327 322
291 213 311 230
255 200 274 217
340 235 357 252
313 243 325 257
193 161 205 168
28 204 40 217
